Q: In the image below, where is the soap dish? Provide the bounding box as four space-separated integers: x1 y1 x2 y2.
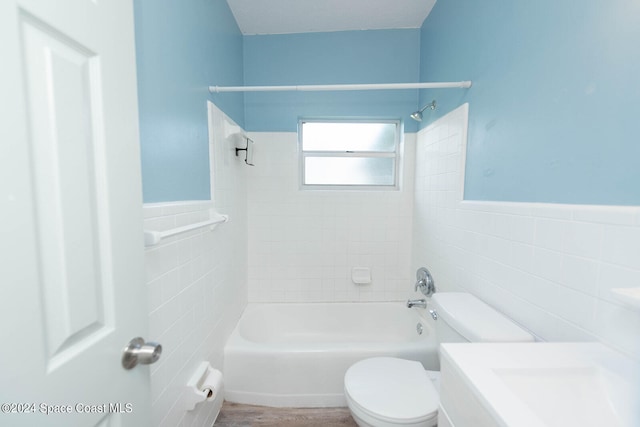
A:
352 267 371 285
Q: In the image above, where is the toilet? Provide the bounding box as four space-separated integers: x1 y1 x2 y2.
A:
344 292 534 427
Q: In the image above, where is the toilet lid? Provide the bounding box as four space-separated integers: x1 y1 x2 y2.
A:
344 357 438 424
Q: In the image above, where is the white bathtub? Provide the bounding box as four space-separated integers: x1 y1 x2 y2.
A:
223 302 438 407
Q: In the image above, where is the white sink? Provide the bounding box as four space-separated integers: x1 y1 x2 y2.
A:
495 366 619 426
439 343 640 427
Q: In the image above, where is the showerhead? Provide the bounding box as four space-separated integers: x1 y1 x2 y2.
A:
410 111 423 122
410 100 437 121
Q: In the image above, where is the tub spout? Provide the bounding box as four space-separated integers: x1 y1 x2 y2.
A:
406 299 427 309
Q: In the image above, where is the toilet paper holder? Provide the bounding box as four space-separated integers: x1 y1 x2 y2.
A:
184 362 224 411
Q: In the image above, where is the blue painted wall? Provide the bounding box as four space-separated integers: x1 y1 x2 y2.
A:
419 0 640 205
243 30 421 132
134 0 244 202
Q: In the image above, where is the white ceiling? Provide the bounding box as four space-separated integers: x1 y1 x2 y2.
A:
226 0 437 35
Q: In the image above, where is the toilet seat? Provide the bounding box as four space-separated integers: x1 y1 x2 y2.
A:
344 357 438 426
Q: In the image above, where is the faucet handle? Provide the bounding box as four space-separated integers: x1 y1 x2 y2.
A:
415 267 436 297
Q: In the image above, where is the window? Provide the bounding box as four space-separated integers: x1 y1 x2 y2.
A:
299 119 401 190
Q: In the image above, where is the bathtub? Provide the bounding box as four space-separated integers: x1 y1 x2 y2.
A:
223 302 438 407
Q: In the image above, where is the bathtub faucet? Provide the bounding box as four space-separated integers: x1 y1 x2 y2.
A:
406 299 427 309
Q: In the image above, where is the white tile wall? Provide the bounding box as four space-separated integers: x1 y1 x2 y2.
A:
143 103 248 426
412 103 640 359
246 132 415 302
141 99 640 426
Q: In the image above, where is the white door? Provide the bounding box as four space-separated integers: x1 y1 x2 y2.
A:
0 0 152 425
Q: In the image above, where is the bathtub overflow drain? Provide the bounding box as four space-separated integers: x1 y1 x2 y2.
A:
416 322 423 335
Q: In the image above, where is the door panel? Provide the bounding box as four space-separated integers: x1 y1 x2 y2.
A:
22 13 113 366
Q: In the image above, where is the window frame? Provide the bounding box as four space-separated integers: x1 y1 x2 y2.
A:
298 118 402 191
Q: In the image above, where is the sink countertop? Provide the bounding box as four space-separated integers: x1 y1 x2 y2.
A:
440 342 640 427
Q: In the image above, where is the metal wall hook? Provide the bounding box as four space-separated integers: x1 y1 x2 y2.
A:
235 137 254 166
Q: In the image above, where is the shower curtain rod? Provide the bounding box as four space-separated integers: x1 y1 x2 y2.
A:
209 81 472 93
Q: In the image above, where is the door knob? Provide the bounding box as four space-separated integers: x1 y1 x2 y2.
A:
122 337 162 370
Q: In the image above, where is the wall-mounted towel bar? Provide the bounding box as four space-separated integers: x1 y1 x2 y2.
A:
144 214 229 247
611 288 640 310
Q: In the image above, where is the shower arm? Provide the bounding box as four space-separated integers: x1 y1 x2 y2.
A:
417 101 436 114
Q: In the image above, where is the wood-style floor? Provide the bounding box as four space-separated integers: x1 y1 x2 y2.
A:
215 402 358 427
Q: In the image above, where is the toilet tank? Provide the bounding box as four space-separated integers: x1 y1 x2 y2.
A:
431 293 535 343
